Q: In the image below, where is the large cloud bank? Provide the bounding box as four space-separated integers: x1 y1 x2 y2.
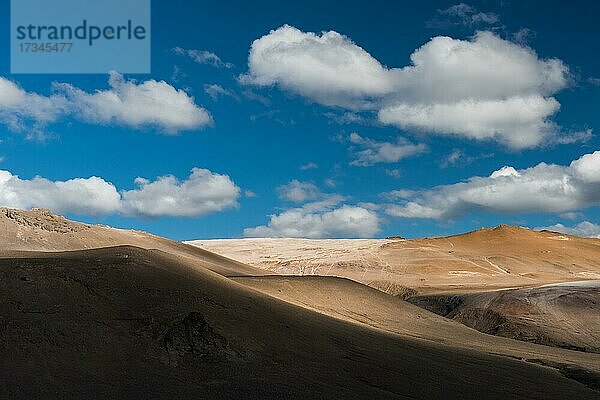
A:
242 25 579 148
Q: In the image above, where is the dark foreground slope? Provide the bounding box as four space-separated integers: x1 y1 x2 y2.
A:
1 246 598 399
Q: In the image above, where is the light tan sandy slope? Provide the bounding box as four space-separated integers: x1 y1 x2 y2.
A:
234 275 600 373
188 225 600 294
0 208 265 276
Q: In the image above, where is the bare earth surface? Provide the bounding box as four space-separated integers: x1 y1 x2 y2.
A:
1 209 599 398
409 280 600 353
0 208 265 277
189 227 600 361
188 226 600 294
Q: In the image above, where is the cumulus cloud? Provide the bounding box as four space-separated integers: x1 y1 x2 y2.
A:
58 72 212 133
386 149 600 220
349 132 427 166
0 168 240 218
277 180 321 202
378 96 560 149
240 25 397 109
0 171 121 216
535 221 600 238
0 77 67 136
244 197 379 238
172 47 234 68
121 168 240 218
242 26 578 148
0 73 212 135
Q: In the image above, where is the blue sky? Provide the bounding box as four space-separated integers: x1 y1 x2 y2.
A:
1 0 600 239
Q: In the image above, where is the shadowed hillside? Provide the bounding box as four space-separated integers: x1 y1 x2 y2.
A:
1 246 599 399
1 209 599 398
409 281 600 354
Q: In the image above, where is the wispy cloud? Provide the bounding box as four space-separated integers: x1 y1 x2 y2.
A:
204 84 240 101
348 133 426 166
588 77 600 86
426 3 500 29
172 47 234 69
300 162 318 171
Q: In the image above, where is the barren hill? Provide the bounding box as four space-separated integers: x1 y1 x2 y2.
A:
2 246 599 399
1 209 599 398
0 208 264 277
410 280 600 353
188 225 600 294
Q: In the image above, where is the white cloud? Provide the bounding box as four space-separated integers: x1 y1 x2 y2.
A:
0 170 121 216
121 168 240 218
172 47 234 68
58 72 212 133
378 96 560 149
0 73 212 135
240 25 397 109
277 180 321 202
242 26 577 148
0 168 240 218
570 150 600 182
349 132 427 166
386 149 600 220
559 211 584 220
0 77 67 136
535 221 600 238
244 198 379 238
